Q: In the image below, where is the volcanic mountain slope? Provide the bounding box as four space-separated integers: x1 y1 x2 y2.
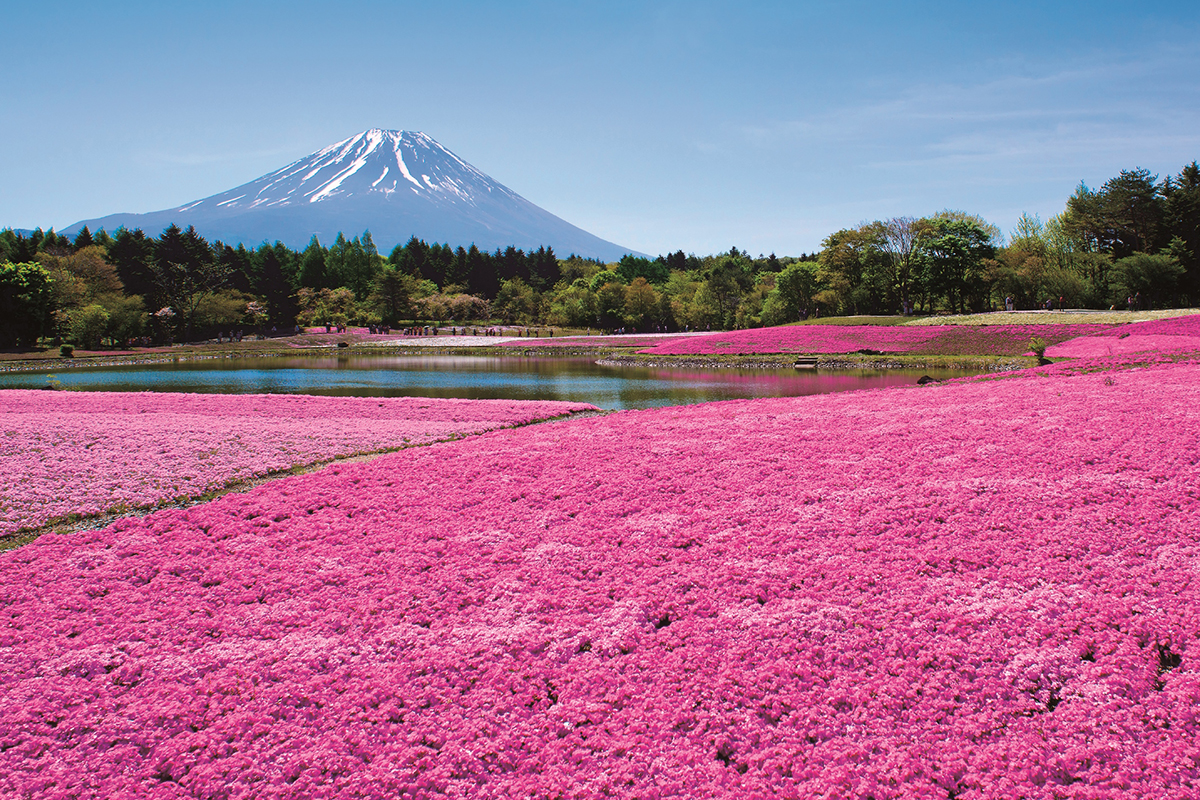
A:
65 130 637 260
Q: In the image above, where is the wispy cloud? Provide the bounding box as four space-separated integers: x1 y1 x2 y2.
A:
735 47 1200 177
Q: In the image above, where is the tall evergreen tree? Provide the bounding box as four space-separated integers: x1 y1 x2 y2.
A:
150 226 227 341
254 242 299 325
465 244 496 297
106 228 157 300
298 236 327 289
1163 162 1200 298
72 226 94 251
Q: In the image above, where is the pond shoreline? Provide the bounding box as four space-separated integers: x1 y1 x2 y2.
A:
0 344 1037 375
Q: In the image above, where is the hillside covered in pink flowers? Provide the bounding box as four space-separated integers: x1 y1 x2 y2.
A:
2 355 1199 798
1047 313 1200 358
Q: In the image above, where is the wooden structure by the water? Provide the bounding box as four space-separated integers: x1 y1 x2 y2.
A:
794 356 819 369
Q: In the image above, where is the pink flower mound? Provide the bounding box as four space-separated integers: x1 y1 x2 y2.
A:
1102 313 1200 337
637 323 1112 357
1046 335 1200 358
1048 314 1200 358
500 335 694 348
0 392 596 536
3 366 1199 798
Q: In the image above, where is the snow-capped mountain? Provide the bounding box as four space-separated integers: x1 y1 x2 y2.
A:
65 130 637 260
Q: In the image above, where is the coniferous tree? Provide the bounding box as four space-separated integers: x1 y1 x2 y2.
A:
298 236 327 288
72 226 94 251
150 226 228 341
465 244 495 297
254 242 299 325
106 228 158 301
1163 162 1200 298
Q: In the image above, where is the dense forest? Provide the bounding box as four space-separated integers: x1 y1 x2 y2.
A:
2 162 1198 349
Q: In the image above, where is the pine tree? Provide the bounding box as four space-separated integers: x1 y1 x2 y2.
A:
72 226 94 251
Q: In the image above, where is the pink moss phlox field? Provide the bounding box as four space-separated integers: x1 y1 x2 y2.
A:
636 323 1113 356
3 365 1200 798
0 392 596 536
498 335 694 348
1048 314 1200 358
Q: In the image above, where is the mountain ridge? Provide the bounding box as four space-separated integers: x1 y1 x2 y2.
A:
64 130 640 260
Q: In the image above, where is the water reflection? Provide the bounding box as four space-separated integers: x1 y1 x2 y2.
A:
0 355 971 410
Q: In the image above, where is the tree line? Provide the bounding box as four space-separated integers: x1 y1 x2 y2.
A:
2 161 1197 349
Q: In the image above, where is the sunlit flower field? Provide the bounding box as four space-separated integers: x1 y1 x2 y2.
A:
2 353 1198 798
1046 313 1200 358
0 393 596 537
634 323 1113 357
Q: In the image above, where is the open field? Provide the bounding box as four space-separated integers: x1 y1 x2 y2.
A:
3 316 1200 797
0 393 597 543
902 309 1200 326
2 347 1200 797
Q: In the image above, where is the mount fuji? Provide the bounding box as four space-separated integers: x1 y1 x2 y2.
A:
65 130 638 260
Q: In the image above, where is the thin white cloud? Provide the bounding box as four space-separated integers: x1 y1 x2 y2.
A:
735 47 1200 172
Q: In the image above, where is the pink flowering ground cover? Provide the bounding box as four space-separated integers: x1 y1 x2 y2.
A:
0 391 596 537
2 361 1199 798
498 335 695 349
636 323 1113 357
1047 313 1200 358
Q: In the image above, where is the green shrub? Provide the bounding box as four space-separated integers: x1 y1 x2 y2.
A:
59 344 74 358
1029 336 1049 364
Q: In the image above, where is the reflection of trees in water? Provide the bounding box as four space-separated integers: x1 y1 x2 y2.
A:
11 357 974 410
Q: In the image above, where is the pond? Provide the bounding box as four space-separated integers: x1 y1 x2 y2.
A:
0 355 974 410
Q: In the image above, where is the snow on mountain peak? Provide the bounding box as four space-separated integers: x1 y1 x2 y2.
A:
182 129 514 213
64 128 640 260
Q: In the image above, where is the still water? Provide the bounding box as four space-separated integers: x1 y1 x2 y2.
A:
1 355 970 410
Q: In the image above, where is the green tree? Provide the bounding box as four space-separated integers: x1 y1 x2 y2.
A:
298 236 328 289
546 280 599 328
296 287 357 327
1163 162 1200 299
325 232 378 299
62 303 110 349
774 261 823 321
1111 252 1185 308
1064 169 1165 259
0 261 54 347
819 223 888 314
596 281 628 328
920 217 996 313
98 293 147 344
493 277 539 324
252 242 299 326
702 255 751 327
150 226 228 342
106 227 157 299
880 217 930 313
617 255 668 285
623 277 659 329
588 269 622 292
369 263 418 324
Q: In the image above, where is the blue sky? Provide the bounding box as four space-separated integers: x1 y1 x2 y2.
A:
3 0 1198 256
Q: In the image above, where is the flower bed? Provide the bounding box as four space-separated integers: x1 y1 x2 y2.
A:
1103 312 1200 337
0 392 596 537
1047 313 1200 358
2 361 1198 797
500 334 694 348
636 323 1112 357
